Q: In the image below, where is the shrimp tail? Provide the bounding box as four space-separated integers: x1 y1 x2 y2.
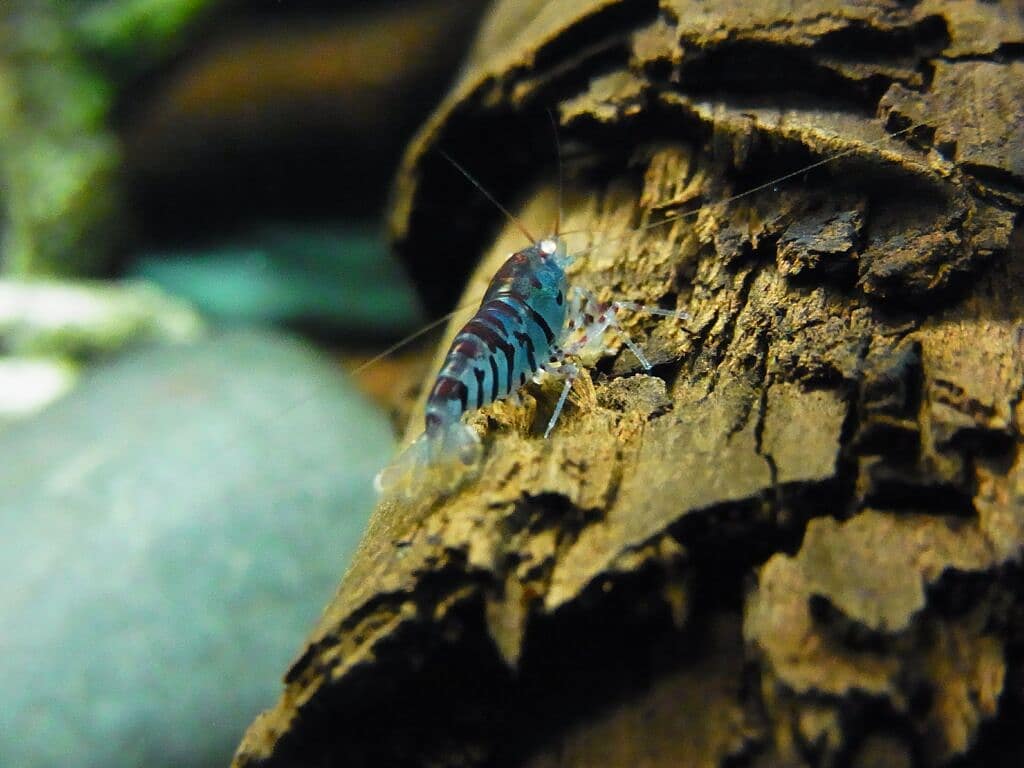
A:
374 422 482 498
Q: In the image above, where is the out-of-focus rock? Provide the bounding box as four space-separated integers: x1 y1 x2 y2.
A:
0 330 394 768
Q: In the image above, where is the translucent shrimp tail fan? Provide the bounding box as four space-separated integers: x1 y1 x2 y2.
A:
374 422 482 498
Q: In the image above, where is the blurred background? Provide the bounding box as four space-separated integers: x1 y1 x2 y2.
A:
0 1 488 765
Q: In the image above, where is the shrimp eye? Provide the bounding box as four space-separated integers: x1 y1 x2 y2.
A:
540 238 557 256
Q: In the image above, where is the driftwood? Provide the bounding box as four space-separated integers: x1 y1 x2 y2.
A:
234 1 1024 766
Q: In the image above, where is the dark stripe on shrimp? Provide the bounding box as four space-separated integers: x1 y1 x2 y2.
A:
488 356 500 401
513 331 538 372
452 335 483 362
493 296 552 348
466 314 515 392
523 304 556 345
473 368 485 409
493 293 555 346
434 375 468 414
482 298 521 327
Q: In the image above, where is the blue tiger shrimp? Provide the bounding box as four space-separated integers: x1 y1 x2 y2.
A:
374 117 928 497
375 155 688 497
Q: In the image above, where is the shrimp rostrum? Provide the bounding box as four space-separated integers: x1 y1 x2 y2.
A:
375 205 688 498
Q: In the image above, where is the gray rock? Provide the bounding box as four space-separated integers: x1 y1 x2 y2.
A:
0 330 394 768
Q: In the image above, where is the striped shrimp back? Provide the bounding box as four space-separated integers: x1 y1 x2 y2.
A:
376 237 569 498
427 238 568 428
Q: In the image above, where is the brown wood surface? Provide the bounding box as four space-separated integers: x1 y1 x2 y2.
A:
234 1 1024 766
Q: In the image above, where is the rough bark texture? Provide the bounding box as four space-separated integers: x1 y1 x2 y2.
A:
234 1 1024 766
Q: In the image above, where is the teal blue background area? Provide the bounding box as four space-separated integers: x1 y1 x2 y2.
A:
133 223 424 336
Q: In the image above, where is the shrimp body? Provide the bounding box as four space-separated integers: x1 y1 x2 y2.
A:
376 236 571 496
375 232 686 498
426 237 568 436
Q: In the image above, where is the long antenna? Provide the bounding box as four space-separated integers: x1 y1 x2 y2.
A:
351 301 478 376
548 107 564 237
439 149 537 245
368 120 927 372
569 121 924 262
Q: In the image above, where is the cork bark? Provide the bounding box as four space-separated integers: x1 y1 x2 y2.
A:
234 1 1024 766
